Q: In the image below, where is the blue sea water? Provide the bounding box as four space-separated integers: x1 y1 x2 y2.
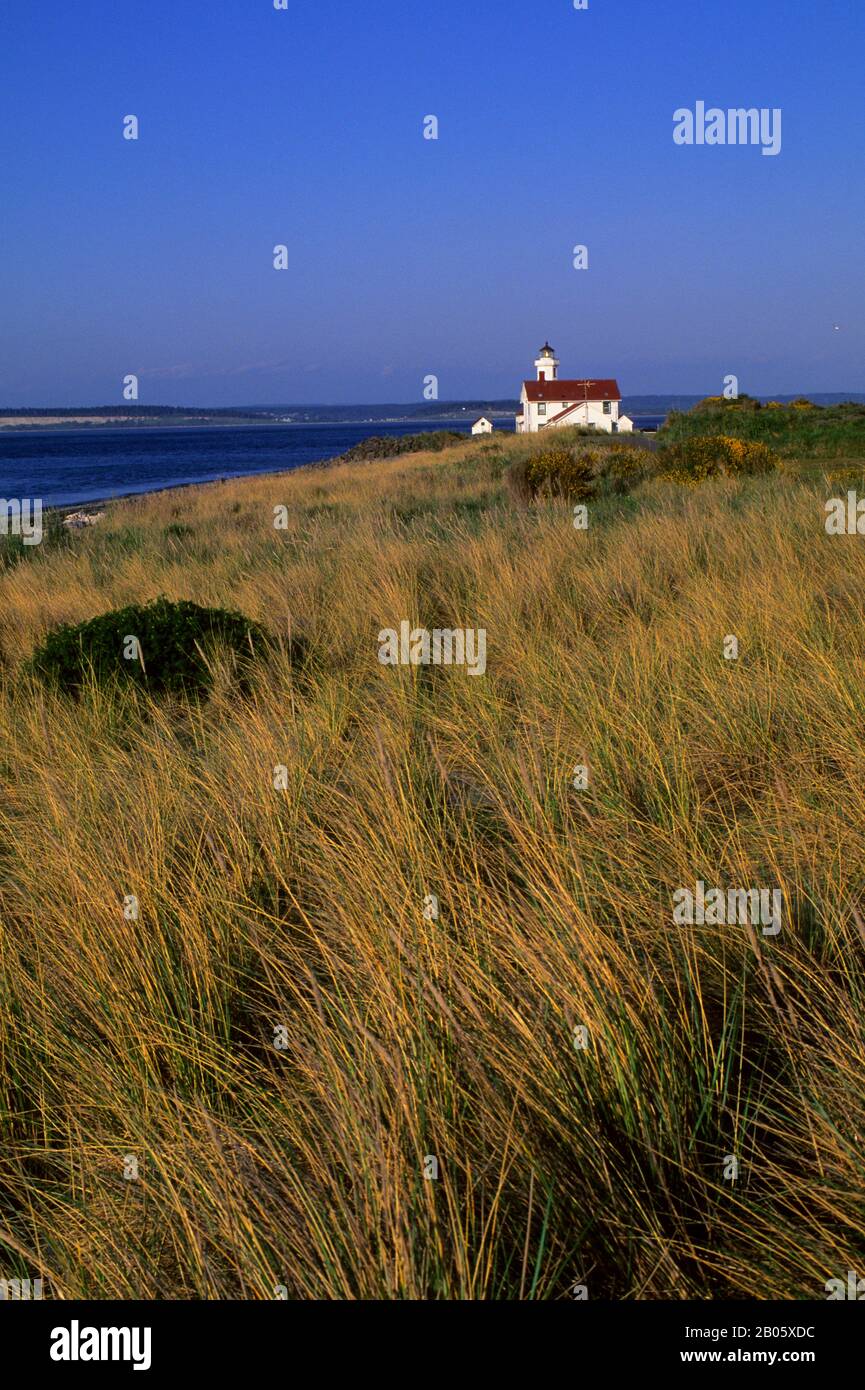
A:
0 415 665 508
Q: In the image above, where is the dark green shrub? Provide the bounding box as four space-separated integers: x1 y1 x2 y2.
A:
332 431 464 466
29 597 279 698
596 446 657 495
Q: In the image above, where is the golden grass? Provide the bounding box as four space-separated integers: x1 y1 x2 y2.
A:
1 433 864 1298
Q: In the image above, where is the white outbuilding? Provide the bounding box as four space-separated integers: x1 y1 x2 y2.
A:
514 343 633 434
471 416 494 435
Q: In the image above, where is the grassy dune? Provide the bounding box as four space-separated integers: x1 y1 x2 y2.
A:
1 430 864 1299
661 398 865 464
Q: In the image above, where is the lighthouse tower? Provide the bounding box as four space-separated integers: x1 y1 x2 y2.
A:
534 341 559 382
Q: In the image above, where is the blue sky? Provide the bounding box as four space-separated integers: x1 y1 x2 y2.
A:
1 0 862 405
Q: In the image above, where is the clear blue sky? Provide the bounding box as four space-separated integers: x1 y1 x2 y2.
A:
1 0 862 405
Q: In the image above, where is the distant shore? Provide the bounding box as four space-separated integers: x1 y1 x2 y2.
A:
38 425 660 516
0 415 286 431
3 393 863 433
0 407 520 432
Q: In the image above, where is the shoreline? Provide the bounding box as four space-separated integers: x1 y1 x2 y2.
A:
43 425 660 514
21 418 662 513
47 462 324 516
0 414 519 434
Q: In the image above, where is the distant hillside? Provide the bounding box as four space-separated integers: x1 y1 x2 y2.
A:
0 401 520 427
2 394 864 429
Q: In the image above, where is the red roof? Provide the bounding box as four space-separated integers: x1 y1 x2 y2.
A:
523 378 621 402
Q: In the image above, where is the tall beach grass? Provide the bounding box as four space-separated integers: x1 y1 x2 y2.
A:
0 431 863 1298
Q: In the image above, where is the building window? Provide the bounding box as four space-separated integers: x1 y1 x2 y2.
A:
603 400 611 414
538 403 546 416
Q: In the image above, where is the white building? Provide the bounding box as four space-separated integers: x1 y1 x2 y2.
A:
471 416 494 435
515 343 633 434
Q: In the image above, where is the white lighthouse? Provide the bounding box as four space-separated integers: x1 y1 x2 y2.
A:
514 342 633 434
534 341 559 382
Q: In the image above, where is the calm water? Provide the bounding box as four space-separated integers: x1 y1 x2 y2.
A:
0 415 664 508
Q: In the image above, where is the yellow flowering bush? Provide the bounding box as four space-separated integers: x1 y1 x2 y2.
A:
718 437 780 476
525 446 596 502
658 435 780 484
